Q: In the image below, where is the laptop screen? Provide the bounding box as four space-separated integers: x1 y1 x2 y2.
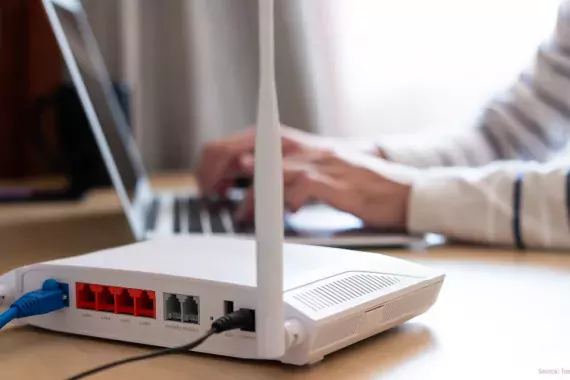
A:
52 1 146 202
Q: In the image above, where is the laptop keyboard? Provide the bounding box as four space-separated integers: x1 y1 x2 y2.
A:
147 196 295 235
173 197 182 233
187 198 203 233
203 198 227 233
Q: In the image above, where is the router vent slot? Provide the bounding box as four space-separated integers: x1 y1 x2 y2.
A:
313 314 362 350
293 274 401 312
383 286 438 322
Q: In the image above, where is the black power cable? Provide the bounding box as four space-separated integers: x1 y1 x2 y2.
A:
67 308 255 380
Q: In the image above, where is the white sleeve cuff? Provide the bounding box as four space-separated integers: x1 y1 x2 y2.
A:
407 167 517 246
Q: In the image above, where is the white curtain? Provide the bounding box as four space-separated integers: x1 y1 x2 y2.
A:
328 0 560 138
83 0 560 171
91 0 340 172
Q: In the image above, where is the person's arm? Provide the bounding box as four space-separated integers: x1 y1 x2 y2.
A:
408 158 570 250
379 1 570 168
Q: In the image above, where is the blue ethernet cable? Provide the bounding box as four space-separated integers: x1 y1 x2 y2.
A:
0 308 18 329
0 279 68 329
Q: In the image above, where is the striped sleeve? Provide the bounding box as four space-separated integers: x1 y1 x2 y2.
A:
407 159 570 250
379 0 570 168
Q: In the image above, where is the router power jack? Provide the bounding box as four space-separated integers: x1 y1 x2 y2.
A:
238 309 256 332
212 308 255 333
222 302 254 332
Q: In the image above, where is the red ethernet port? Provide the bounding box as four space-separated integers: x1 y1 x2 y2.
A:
109 287 134 315
129 290 156 318
76 283 95 310
90 285 114 312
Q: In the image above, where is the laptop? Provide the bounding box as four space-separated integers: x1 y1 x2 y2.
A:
44 0 438 248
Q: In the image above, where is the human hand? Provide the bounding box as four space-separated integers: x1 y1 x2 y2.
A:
197 126 334 196
236 148 419 230
196 125 388 197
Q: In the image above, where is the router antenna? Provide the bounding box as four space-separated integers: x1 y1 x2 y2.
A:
255 0 285 358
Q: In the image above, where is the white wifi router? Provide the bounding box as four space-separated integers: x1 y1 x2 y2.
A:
0 0 445 366
1 235 443 365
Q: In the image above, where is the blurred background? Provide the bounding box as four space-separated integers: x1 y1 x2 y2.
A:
0 0 561 187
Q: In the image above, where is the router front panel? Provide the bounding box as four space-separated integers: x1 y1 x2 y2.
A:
302 280 442 363
280 267 443 362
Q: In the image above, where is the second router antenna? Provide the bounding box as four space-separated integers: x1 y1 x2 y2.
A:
255 0 286 359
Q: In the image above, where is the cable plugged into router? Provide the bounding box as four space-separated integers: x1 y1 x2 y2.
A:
212 308 255 332
0 279 69 329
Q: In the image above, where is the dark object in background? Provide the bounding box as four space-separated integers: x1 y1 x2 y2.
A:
0 83 130 203
0 0 63 179
234 177 252 188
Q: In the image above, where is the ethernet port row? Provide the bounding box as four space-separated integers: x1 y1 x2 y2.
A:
164 293 199 324
76 283 155 318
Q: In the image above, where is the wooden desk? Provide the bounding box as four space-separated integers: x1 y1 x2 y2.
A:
1 174 569 379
